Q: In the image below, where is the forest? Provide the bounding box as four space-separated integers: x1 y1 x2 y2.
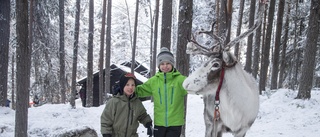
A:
0 0 319 136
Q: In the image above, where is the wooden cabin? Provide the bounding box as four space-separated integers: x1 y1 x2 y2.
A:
77 61 149 106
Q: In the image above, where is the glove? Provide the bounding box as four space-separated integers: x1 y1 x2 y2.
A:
147 126 153 136
145 122 153 136
102 134 111 137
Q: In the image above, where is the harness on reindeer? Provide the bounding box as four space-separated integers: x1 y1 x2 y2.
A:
212 58 237 136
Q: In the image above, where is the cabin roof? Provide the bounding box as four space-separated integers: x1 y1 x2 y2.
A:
77 63 148 85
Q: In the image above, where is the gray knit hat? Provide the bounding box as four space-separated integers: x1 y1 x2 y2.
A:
157 47 175 67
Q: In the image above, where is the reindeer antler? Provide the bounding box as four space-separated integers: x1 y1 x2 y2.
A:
198 22 224 46
187 21 223 57
225 0 266 50
187 0 266 56
187 34 210 54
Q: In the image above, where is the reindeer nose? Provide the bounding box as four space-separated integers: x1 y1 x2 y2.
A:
183 83 187 88
183 82 189 89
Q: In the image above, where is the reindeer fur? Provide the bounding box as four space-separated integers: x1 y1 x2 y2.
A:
183 51 259 137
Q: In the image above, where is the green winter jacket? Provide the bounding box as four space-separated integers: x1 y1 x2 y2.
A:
136 69 188 127
100 94 152 137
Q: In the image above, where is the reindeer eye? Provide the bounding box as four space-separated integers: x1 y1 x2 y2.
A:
213 62 220 67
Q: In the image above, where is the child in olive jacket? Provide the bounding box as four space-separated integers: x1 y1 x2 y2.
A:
100 73 153 137
136 47 188 137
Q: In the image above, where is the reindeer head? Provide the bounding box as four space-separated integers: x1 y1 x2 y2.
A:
183 43 237 95
182 57 222 95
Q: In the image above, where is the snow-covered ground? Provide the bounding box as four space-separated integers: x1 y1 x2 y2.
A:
1 89 320 137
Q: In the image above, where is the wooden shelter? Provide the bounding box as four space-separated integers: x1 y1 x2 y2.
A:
77 61 149 106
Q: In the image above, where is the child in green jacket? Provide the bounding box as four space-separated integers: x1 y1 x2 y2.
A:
136 47 188 137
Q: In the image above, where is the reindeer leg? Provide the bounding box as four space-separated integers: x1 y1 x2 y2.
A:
212 119 225 137
234 133 246 137
233 127 249 137
203 95 214 137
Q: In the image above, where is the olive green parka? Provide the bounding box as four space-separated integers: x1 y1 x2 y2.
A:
100 94 152 137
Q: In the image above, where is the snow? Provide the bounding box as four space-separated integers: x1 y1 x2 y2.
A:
1 89 320 137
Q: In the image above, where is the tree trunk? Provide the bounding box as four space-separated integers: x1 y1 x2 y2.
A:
150 0 160 77
218 0 227 40
86 0 94 107
253 3 264 80
252 25 262 79
148 1 154 78
253 0 267 79
104 0 112 97
278 1 291 88
11 54 15 109
176 0 193 136
290 1 299 90
59 0 66 103
124 0 133 46
270 0 285 90
258 3 268 88
259 0 276 92
32 0 60 104
234 0 245 59
131 0 139 73
171 0 178 54
161 0 172 49
225 0 233 44
15 0 30 136
290 1 304 90
0 0 10 107
70 0 81 108
296 0 319 99
244 0 256 73
99 0 107 105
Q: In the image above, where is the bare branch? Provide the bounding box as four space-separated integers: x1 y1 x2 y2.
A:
198 21 224 46
225 0 266 50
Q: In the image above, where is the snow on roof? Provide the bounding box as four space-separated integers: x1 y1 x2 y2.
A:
114 64 148 82
77 63 149 84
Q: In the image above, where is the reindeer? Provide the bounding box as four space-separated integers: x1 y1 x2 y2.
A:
183 1 267 137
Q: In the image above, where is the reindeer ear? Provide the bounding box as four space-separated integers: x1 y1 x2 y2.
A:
222 51 237 65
